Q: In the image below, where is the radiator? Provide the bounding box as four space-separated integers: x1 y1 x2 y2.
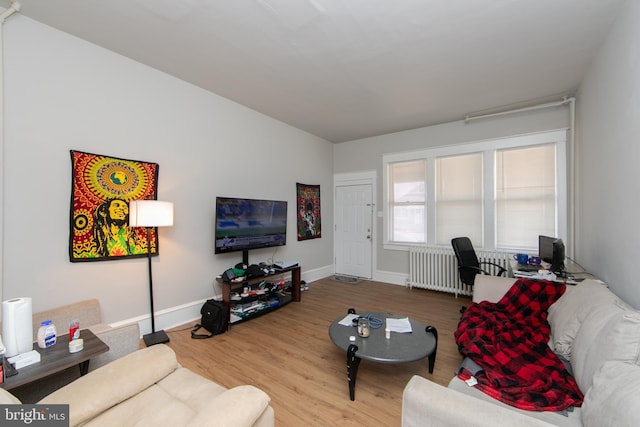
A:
408 245 511 297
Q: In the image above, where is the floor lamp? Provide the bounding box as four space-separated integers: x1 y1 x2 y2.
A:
129 200 174 347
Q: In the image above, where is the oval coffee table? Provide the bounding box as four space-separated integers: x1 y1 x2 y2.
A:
329 309 438 400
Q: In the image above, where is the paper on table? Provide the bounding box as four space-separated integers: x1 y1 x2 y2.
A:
386 317 412 333
338 313 359 326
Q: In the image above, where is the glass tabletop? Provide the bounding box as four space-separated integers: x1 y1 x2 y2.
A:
328 311 435 363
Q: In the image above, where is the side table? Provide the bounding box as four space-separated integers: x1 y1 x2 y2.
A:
1 329 109 391
329 309 438 400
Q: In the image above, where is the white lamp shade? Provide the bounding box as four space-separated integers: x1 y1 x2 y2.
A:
129 200 174 227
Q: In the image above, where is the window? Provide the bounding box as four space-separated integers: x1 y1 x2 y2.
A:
383 130 567 251
496 144 556 249
435 153 483 245
388 160 426 243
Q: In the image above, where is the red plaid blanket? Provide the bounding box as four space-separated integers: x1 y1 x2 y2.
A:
454 278 583 411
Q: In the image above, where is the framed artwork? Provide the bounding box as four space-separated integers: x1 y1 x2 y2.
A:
296 182 321 241
69 150 159 262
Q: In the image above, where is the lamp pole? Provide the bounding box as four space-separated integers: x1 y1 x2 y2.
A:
146 227 156 333
129 200 173 347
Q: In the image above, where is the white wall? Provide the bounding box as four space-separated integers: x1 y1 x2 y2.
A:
335 108 570 280
333 0 640 309
0 14 334 329
5 0 635 326
576 0 640 308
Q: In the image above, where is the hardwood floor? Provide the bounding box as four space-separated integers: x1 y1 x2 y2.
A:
165 277 469 427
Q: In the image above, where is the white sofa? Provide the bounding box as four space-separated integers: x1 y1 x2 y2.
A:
402 275 640 427
1 344 274 427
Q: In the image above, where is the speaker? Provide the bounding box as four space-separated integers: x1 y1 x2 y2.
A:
222 268 235 283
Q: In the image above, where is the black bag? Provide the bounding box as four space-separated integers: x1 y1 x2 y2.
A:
191 299 228 339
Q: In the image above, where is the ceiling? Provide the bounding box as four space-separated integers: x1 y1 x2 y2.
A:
0 0 625 143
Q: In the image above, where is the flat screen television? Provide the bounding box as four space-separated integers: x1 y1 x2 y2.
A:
214 196 287 264
551 238 566 274
538 235 556 263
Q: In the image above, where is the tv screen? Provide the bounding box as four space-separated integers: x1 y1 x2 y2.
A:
538 235 556 263
551 238 566 274
214 197 287 256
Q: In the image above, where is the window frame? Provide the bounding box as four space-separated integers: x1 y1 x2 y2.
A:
434 151 484 246
382 129 567 251
387 159 427 244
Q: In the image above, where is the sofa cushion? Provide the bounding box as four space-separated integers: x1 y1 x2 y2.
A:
156 366 227 406
547 280 619 359
186 385 271 427
404 376 559 427
0 387 21 404
77 370 269 427
88 322 141 371
82 381 201 427
472 275 517 304
39 344 179 426
31 299 103 339
570 301 640 393
448 376 582 427
582 361 640 427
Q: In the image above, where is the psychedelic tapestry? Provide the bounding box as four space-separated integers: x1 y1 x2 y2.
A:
296 183 321 241
69 150 159 262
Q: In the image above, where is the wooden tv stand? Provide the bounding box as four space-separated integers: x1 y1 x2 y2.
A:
217 265 301 330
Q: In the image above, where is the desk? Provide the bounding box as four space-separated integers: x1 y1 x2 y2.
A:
1 329 109 391
508 258 597 283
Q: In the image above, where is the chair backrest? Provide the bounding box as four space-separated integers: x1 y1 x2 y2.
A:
451 237 480 286
31 299 102 339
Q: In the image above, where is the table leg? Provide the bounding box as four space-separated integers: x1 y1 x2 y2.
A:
425 325 438 374
291 267 302 302
347 344 361 401
223 283 231 332
79 360 91 376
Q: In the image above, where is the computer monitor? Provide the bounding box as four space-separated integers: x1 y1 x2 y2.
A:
551 238 566 274
538 235 556 263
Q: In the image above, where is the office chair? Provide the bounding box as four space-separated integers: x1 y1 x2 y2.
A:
451 237 506 312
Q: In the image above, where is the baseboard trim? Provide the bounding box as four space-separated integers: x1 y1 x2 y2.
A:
111 265 336 336
110 299 204 337
373 270 408 286
304 264 334 283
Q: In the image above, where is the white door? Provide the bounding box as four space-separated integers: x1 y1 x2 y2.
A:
335 184 373 278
